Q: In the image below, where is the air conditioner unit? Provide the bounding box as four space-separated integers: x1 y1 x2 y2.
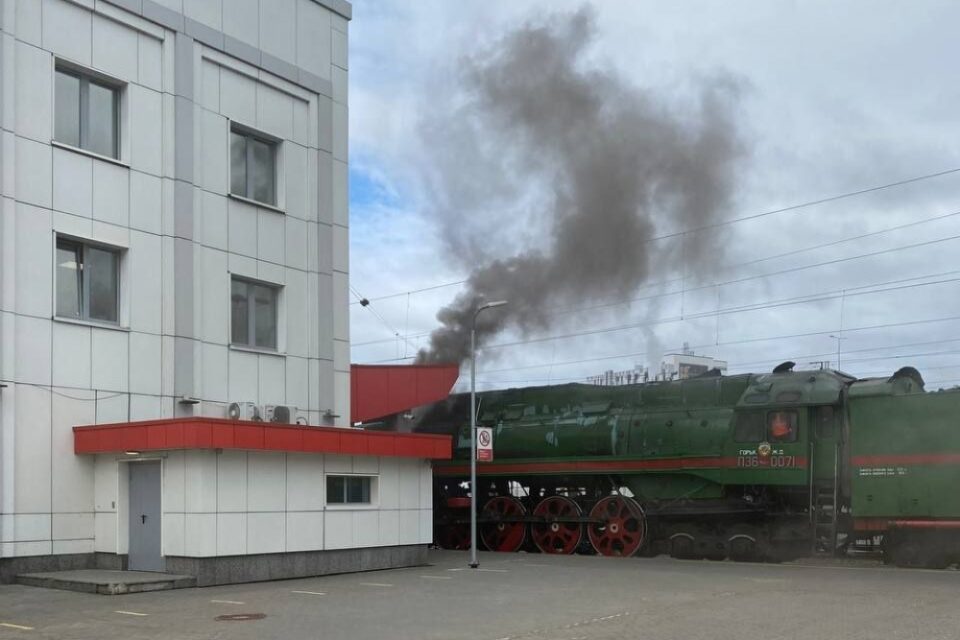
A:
264 404 297 424
228 402 262 421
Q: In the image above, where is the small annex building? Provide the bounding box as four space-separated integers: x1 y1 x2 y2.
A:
0 0 460 585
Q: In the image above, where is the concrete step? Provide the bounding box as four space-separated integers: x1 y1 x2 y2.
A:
16 569 196 595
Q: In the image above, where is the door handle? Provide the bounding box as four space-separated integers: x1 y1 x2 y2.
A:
141 514 147 524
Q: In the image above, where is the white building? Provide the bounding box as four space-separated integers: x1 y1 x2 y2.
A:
0 0 448 585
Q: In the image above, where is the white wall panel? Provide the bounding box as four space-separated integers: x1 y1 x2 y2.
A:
163 451 185 513
256 83 293 141
14 385 51 513
162 512 185 556
200 246 229 344
285 453 323 511
397 459 420 510
92 13 138 81
42 0 92 66
258 354 285 405
216 450 247 512
324 510 352 550
378 509 399 547
227 349 258 402
137 33 162 92
355 511 378 548
227 197 257 257
222 0 259 49
15 203 52 318
184 513 217 556
128 230 163 334
129 393 162 420
95 393 127 423
219 67 256 126
284 142 308 220
217 512 246 555
92 162 129 226
13 514 51 542
52 513 94 541
129 171 161 234
200 189 227 250
198 109 227 194
247 512 285 554
91 328 128 392
398 510 419 545
15 136 52 208
53 148 93 218
295 0 330 79
257 209 284 264
184 450 217 513
15 315 52 385
53 539 94 554
201 342 229 402
378 458 399 509
16 0 43 47
15 40 52 142
129 84 163 175
284 268 307 357
94 512 117 552
285 355 308 409
258 0 295 64
128 331 161 395
285 512 323 552
51 389 95 511
247 452 285 511
186 0 222 31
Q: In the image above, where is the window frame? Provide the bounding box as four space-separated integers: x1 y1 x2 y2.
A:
230 275 282 352
767 410 799 443
325 475 378 507
54 63 121 160
229 123 280 207
54 236 122 326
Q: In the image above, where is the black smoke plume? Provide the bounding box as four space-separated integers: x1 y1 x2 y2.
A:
416 6 745 364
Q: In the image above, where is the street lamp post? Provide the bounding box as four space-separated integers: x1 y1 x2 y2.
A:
470 300 508 569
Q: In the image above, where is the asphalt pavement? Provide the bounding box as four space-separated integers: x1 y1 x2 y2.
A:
0 550 958 639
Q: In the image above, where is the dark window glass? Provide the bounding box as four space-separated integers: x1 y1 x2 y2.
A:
327 476 346 504
230 132 247 197
87 80 117 158
230 128 277 205
56 241 81 318
54 70 81 147
326 476 373 505
776 390 802 403
54 67 120 159
768 411 799 442
55 238 120 323
744 393 769 404
815 406 835 439
230 277 279 350
734 413 765 442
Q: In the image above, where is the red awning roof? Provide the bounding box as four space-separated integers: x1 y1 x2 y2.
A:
351 363 460 424
74 418 451 459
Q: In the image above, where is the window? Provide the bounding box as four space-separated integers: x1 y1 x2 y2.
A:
327 476 373 505
815 406 836 439
230 126 277 205
733 412 765 442
54 66 120 159
231 277 279 350
55 237 120 323
768 410 799 442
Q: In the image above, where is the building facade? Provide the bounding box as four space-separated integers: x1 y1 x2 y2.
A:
0 0 446 584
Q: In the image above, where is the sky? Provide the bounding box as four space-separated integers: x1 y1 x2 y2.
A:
345 0 960 393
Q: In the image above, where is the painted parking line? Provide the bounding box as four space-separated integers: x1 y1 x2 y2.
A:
419 575 453 580
359 582 393 587
210 599 246 605
476 568 508 573
0 622 34 631
114 610 149 617
291 590 326 596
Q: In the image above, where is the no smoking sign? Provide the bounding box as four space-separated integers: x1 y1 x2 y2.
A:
477 427 494 462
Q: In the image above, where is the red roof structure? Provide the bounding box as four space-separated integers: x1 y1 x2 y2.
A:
351 363 460 424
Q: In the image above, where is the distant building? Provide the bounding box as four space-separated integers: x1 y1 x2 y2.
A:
587 344 727 385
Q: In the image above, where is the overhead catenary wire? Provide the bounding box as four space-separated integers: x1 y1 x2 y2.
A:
351 208 960 348
350 166 960 306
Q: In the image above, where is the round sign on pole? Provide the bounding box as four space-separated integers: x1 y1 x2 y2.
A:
477 427 493 462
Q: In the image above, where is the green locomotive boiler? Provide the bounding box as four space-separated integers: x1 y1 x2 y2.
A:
429 363 960 566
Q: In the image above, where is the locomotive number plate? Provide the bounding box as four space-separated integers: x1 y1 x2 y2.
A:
736 455 797 468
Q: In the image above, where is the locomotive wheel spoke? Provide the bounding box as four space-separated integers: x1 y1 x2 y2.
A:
531 496 583 555
587 495 646 557
480 496 527 552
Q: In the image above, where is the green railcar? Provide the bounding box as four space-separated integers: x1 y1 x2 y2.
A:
429 364 960 566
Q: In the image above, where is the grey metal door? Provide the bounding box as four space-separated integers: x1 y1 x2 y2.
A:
128 461 164 572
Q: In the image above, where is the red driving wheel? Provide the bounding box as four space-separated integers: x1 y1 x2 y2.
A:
531 496 583 555
480 496 527 552
587 495 646 557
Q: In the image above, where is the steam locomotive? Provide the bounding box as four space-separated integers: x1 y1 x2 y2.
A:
425 363 960 567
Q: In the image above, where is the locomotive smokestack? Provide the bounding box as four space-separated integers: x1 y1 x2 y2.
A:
415 6 746 364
